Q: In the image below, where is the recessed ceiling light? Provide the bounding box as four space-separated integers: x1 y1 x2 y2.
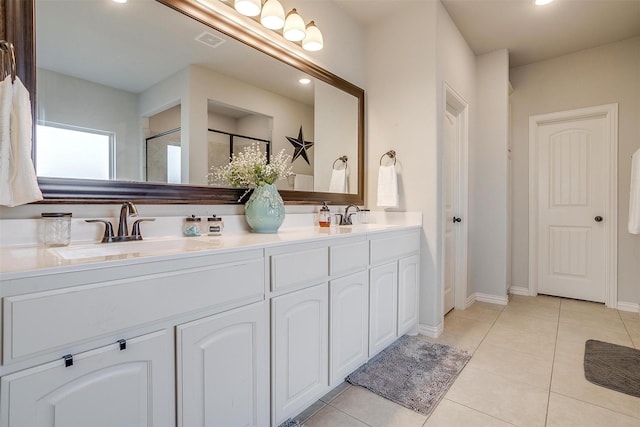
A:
534 0 554 5
112 0 127 3
299 78 311 85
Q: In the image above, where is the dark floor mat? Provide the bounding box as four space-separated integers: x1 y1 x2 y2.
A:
584 339 640 398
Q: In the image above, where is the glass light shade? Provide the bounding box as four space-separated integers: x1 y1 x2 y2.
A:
260 0 285 30
234 0 261 17
283 9 306 42
302 21 323 51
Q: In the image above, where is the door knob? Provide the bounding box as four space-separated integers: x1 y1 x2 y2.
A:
594 216 603 222
453 217 462 223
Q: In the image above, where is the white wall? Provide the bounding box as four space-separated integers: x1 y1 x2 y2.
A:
469 49 511 300
436 2 476 302
510 37 640 306
37 68 141 181
365 1 440 328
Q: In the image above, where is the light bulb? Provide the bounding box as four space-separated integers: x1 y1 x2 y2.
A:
234 0 261 17
534 0 553 5
302 21 323 51
261 0 285 30
283 9 306 42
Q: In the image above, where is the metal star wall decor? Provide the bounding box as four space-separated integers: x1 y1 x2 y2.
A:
286 126 314 165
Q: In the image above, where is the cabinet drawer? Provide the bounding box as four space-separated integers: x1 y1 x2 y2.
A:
370 230 420 265
3 258 264 363
329 240 369 277
270 245 328 292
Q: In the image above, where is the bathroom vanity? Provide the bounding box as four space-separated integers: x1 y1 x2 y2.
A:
0 220 420 427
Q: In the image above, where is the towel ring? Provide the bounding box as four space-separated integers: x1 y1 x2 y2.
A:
379 150 397 165
0 41 16 83
333 155 348 170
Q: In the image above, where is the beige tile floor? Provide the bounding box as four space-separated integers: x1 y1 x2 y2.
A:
294 295 640 427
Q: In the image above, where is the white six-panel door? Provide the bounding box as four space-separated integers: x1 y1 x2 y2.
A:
533 107 616 303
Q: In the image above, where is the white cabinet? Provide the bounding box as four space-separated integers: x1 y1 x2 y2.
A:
272 283 328 426
329 270 369 386
369 262 398 357
0 330 174 427
176 302 268 427
398 254 420 336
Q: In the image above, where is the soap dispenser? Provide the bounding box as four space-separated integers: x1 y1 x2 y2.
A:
318 202 331 228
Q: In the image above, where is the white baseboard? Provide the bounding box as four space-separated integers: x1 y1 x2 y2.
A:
508 286 530 296
474 293 509 306
465 293 476 308
418 322 443 338
617 301 640 313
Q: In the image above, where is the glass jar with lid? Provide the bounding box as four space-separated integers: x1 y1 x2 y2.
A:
183 215 202 237
41 212 72 247
207 214 224 236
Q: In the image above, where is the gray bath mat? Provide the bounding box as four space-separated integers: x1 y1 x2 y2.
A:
346 335 471 416
584 339 640 398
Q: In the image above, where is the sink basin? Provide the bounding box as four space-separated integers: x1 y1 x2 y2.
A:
50 238 217 260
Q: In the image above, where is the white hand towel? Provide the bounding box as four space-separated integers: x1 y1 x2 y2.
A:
628 148 640 234
293 174 314 191
377 164 398 208
0 76 43 207
329 167 347 193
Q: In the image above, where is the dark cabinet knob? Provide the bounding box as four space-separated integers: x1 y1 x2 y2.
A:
594 216 603 223
453 217 462 223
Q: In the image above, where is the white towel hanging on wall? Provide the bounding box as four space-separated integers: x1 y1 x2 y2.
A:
377 164 399 208
628 148 640 234
0 75 43 207
329 168 347 193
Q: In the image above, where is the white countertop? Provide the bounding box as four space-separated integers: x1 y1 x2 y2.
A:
0 213 421 279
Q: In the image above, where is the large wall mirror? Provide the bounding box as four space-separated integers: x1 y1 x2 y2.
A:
3 0 364 205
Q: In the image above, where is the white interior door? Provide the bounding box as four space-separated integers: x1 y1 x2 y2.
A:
444 106 460 314
536 116 608 302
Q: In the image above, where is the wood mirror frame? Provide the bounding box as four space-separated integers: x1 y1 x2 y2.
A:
1 0 364 205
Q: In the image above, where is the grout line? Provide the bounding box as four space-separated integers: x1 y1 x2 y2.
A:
432 399 519 427
549 390 640 421
543 298 562 426
325 399 375 427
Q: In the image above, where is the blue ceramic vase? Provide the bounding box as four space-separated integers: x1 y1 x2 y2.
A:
244 183 285 233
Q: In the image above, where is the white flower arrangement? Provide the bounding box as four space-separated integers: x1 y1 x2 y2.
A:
207 143 294 200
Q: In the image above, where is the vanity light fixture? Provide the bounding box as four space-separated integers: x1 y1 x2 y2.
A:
234 0 261 17
260 0 285 30
302 21 323 52
283 8 306 42
299 78 311 85
533 0 554 5
201 0 323 51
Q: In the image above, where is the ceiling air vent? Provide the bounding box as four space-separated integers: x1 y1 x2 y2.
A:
195 31 226 49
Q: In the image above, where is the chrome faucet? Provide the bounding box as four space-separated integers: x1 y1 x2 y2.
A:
117 201 139 237
335 204 361 226
86 201 154 243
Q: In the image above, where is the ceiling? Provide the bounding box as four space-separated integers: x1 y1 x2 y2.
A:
333 0 640 67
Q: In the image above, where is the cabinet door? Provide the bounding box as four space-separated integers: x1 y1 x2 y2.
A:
330 271 369 386
398 254 420 336
272 283 328 426
176 302 268 427
369 262 398 357
0 330 173 427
